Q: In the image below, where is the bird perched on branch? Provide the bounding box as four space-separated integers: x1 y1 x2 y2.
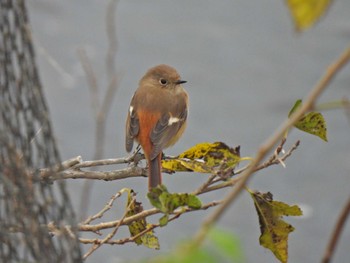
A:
125 64 188 190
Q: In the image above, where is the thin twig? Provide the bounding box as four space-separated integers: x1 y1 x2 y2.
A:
77 48 99 116
78 200 222 247
197 175 243 195
255 140 300 172
52 166 147 181
79 208 159 232
78 200 221 233
105 0 118 82
77 47 101 221
194 140 300 195
39 155 144 182
192 174 217 195
78 0 120 220
33 36 75 89
61 156 83 169
83 192 135 259
321 195 350 263
39 156 82 178
192 45 350 247
342 97 350 124
82 190 123 225
73 155 138 169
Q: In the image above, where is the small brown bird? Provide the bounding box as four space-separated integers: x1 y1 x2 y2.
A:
125 65 188 190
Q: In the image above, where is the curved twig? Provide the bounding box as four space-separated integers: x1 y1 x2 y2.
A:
321 195 350 263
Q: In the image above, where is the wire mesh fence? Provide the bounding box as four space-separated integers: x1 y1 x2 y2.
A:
0 0 82 262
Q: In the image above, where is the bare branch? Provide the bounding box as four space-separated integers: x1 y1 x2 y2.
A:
61 156 83 169
192 174 217 195
192 140 300 196
82 190 124 225
196 175 243 195
77 48 100 116
73 154 142 169
83 191 135 259
51 166 147 181
76 200 222 250
78 0 120 221
322 195 350 263
255 140 300 172
79 208 159 232
39 152 146 182
342 97 350 124
105 0 119 82
78 200 221 233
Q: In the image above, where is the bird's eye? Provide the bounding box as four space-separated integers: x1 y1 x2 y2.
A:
159 78 168 85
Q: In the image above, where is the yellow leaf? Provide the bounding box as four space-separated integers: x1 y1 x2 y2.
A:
162 142 241 173
161 159 191 172
125 188 160 249
288 99 328 141
139 224 160 250
178 159 213 173
286 0 333 31
249 190 302 263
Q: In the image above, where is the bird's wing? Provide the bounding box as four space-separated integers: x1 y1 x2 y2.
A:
125 103 139 152
149 108 187 160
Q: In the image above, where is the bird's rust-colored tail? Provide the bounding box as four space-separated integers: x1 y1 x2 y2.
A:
148 153 162 190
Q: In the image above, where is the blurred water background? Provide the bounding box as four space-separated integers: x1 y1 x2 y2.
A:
27 0 350 262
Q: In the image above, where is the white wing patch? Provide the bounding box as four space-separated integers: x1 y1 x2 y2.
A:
129 106 134 115
168 116 180 125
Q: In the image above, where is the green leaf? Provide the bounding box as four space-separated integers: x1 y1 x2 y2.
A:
288 99 328 141
288 99 302 117
139 225 160 250
150 242 217 263
178 246 217 263
249 190 302 263
147 231 244 263
187 194 202 209
148 185 202 213
147 185 202 225
147 185 164 210
159 214 169 227
208 228 245 262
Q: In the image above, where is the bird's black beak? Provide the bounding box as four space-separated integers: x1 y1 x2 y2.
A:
175 80 187 85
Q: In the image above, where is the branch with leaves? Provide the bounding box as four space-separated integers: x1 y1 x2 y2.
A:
32 44 350 263
190 45 350 263
39 137 300 260
38 78 340 261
